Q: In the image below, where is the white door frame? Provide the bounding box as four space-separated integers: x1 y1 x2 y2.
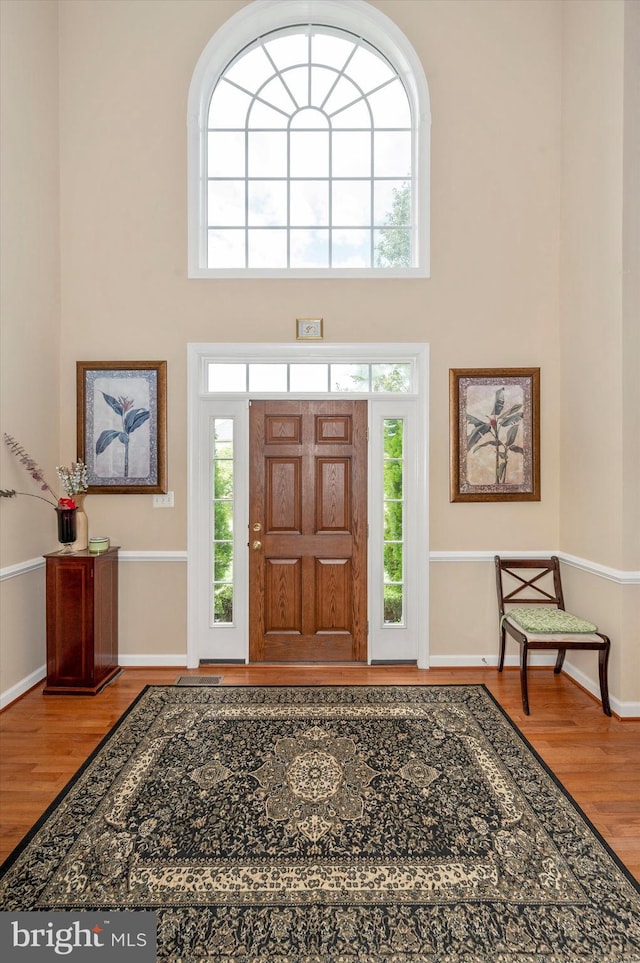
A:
187 343 429 668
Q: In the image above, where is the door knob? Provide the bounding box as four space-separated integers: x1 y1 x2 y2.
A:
252 540 262 551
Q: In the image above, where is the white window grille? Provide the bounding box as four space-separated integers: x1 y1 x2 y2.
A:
188 0 430 278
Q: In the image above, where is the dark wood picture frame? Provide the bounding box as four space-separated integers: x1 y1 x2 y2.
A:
449 367 540 502
77 361 167 494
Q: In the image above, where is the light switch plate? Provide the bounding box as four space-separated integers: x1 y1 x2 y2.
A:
153 492 174 508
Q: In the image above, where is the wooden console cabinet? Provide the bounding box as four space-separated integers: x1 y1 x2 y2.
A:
43 547 120 695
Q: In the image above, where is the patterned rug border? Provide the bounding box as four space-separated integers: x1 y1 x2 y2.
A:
0 683 640 963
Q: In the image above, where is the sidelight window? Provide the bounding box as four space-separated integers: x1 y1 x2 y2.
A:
383 418 404 624
212 419 234 623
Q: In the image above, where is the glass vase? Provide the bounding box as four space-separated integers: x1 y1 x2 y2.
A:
56 507 77 553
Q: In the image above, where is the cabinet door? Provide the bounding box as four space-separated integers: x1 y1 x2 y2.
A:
46 558 94 686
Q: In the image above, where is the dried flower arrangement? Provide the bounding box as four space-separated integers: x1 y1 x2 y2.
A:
1 433 87 509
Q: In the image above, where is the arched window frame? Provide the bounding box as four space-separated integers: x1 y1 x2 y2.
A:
187 0 431 279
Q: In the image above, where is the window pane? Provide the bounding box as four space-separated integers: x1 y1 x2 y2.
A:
248 229 287 268
290 106 329 129
248 364 287 391
265 33 310 72
208 132 245 177
248 181 287 226
384 463 403 500
383 584 403 624
347 45 395 92
384 543 403 579
333 180 371 226
214 461 233 499
208 230 245 268
332 132 371 177
213 545 233 581
213 584 233 623
208 364 246 392
331 364 370 392
311 33 355 72
225 45 274 91
332 229 371 268
214 499 233 533
368 79 411 127
375 228 411 268
290 364 328 391
384 502 403 540
373 364 411 392
290 180 329 226
291 229 329 268
248 132 287 176
291 131 329 177
209 81 252 128
213 418 233 449
374 131 411 177
374 180 410 225
383 417 404 447
208 181 244 226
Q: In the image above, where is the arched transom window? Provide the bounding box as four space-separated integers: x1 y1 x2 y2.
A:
188 1 430 278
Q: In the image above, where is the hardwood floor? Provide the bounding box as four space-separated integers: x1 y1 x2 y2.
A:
1 664 638 880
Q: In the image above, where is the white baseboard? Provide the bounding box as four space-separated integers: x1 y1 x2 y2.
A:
0 665 45 709
562 660 640 719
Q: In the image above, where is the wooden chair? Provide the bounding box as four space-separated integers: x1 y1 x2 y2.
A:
495 556 611 716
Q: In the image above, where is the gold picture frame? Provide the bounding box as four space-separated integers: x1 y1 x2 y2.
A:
296 318 323 340
449 367 540 502
77 361 167 494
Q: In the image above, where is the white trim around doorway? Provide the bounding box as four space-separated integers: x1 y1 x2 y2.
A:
187 343 430 669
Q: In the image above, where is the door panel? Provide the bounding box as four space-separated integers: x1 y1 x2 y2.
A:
249 400 367 662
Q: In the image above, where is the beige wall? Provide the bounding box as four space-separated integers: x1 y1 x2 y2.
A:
0 0 60 694
1 0 636 710
559 0 639 705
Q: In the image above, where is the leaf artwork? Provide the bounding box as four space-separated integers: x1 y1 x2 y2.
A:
466 387 524 485
95 393 150 479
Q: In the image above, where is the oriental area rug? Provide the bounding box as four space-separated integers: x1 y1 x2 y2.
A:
1 685 639 961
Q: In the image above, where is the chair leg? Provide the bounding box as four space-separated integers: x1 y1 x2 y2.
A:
554 649 566 674
598 638 612 717
519 643 530 715
498 625 507 672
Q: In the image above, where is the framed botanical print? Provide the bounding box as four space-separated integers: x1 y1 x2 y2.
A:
450 367 540 502
77 361 167 494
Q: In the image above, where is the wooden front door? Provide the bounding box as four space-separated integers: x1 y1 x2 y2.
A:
249 400 367 662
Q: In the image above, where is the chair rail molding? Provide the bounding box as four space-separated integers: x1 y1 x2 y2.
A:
3 550 637 583
429 550 640 585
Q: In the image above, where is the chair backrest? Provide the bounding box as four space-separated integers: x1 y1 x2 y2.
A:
494 556 565 617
